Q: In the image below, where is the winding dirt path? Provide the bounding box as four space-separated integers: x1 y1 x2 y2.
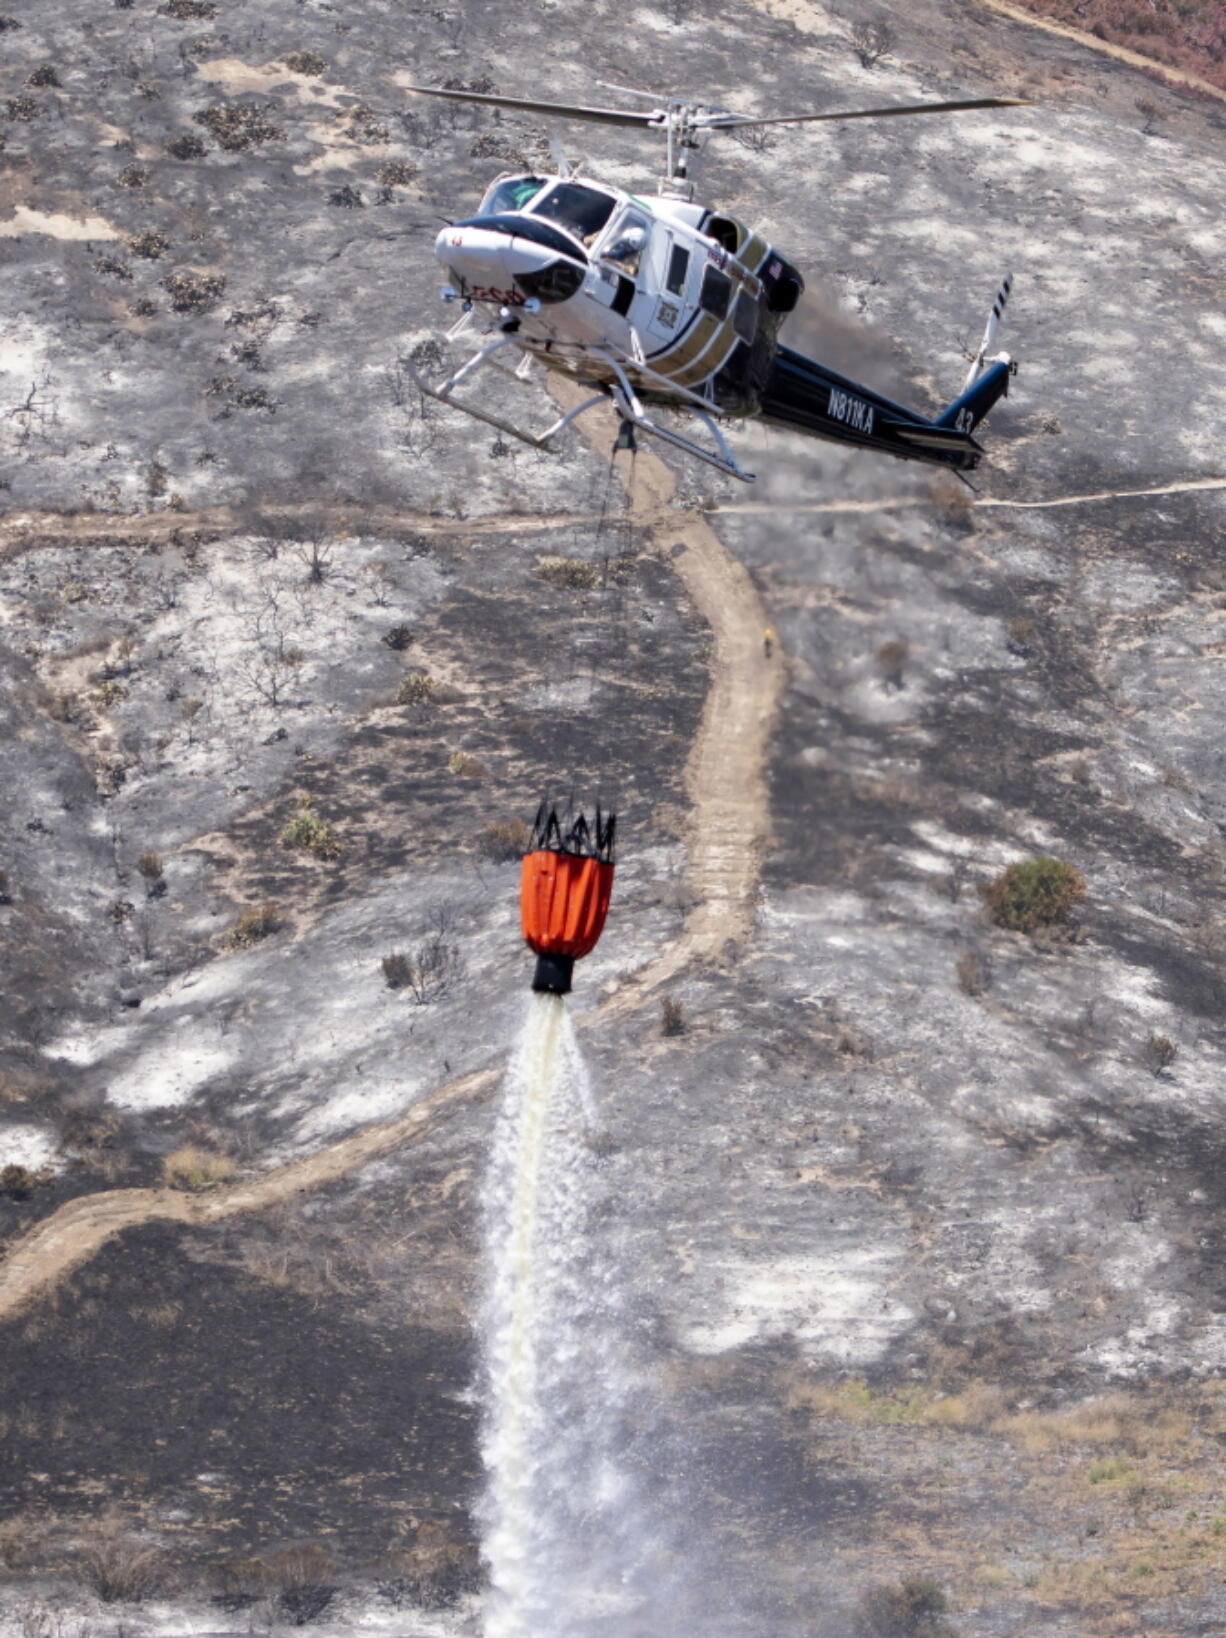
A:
975 0 1226 105
0 428 780 1320
0 501 601 561
713 476 1226 518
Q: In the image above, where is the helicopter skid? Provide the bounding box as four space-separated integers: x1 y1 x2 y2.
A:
404 344 756 482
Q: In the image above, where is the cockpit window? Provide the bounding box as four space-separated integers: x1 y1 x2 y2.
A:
529 182 616 246
480 175 548 215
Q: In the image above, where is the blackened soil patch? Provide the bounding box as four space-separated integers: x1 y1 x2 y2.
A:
0 1220 478 1563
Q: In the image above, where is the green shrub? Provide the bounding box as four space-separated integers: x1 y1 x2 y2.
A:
397 672 436 707
448 751 485 779
279 798 341 860
981 856 1085 933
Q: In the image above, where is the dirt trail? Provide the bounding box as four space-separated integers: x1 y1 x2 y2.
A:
0 502 600 561
0 1070 496 1322
975 0 1226 104
713 476 1226 518
602 439 781 1004
0 423 780 1319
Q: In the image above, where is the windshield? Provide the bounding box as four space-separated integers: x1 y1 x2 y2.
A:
529 182 616 247
479 175 548 215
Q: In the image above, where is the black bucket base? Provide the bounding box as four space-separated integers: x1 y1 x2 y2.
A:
532 951 574 995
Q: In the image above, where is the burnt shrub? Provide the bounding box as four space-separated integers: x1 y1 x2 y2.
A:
94 254 132 281
536 555 600 591
0 15 20 30
855 1574 954 1637
381 623 413 651
849 18 895 69
930 476 974 530
981 856 1086 934
1 1164 38 1201
279 1585 335 1625
385 930 465 1004
159 0 216 17
875 637 908 691
193 103 284 150
481 816 530 862
283 48 326 75
128 230 170 259
660 996 685 1036
328 184 364 208
223 901 281 950
78 1535 162 1603
377 158 417 186
162 269 225 311
27 64 61 87
955 951 991 997
165 132 207 159
116 162 149 187
1144 1032 1178 1078
6 94 39 121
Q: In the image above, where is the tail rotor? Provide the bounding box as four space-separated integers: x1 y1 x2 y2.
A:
964 272 1013 390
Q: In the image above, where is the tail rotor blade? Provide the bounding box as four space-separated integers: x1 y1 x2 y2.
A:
965 273 1013 389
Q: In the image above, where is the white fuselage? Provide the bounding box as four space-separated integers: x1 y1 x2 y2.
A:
433 173 784 409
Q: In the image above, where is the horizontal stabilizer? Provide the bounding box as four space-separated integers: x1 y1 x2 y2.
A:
880 421 984 455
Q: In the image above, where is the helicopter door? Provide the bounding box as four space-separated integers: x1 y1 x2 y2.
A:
599 211 651 319
646 233 691 347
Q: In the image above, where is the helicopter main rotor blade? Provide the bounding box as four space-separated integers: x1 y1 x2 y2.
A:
702 96 1031 129
403 83 662 129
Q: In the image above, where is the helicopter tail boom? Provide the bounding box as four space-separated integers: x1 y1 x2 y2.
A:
934 357 1013 436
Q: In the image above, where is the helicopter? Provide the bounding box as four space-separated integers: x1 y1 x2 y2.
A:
404 83 1029 483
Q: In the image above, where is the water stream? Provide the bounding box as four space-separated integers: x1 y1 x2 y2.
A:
479 991 635 1637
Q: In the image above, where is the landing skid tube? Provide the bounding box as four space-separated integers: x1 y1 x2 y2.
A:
403 343 756 483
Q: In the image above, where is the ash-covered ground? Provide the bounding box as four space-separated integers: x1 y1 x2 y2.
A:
2 0 1226 1633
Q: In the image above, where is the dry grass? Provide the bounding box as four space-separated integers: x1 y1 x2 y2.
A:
536 554 601 591
786 1373 1226 1628
77 1532 162 1602
481 816 530 861
161 1143 235 1190
223 900 281 950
